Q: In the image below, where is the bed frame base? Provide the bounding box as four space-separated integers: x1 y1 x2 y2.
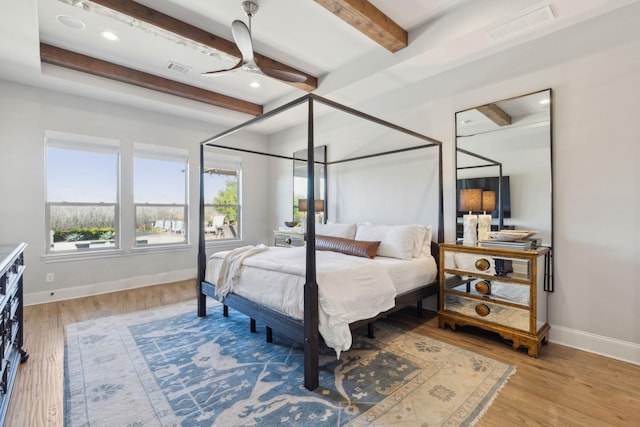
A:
201 281 305 343
198 278 438 390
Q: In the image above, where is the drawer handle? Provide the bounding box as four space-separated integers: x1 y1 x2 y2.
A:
475 304 491 317
475 258 491 271
285 237 292 244
474 280 491 294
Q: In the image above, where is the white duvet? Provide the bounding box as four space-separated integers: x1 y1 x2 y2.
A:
205 246 398 355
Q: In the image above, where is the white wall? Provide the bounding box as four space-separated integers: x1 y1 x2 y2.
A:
0 81 270 304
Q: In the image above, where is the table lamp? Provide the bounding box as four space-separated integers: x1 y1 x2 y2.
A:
478 190 496 241
460 189 482 245
298 199 325 229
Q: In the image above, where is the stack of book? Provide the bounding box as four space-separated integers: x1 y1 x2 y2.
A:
479 239 534 250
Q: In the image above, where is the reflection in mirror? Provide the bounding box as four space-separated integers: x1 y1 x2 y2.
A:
456 89 552 245
293 146 326 224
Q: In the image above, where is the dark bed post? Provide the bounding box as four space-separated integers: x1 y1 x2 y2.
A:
498 164 504 230
304 96 320 390
437 143 444 243
197 143 207 317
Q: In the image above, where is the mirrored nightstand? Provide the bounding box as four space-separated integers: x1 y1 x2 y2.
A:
273 231 305 248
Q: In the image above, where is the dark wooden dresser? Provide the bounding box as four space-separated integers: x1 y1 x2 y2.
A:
0 243 28 425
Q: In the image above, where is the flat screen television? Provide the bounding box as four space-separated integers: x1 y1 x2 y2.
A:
457 176 511 219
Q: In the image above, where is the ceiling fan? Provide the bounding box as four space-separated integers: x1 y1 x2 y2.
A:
202 1 306 83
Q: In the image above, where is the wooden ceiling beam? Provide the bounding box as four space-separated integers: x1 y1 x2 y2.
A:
477 104 512 126
314 0 407 52
40 43 263 116
84 0 317 91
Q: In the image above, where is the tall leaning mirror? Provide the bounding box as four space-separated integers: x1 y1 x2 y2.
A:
293 145 327 224
455 89 553 246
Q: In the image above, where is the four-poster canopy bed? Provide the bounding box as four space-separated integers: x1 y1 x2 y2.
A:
197 94 444 390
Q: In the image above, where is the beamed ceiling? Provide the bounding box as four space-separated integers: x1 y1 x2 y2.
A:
39 0 408 116
2 0 638 127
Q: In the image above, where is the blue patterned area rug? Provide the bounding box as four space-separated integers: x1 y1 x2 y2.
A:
64 300 515 426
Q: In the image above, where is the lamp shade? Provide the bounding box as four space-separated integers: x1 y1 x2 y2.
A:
482 191 496 212
460 189 482 212
298 199 324 212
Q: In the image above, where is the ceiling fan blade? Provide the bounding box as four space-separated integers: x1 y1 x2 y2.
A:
201 59 242 76
260 66 307 83
204 9 308 84
231 20 255 63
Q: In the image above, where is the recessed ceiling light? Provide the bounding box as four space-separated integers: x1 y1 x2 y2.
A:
56 15 86 30
249 81 261 88
101 31 119 41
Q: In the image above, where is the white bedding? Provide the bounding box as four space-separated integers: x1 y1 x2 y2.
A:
372 255 437 294
205 246 437 355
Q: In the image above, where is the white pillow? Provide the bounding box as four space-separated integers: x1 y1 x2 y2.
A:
355 224 418 260
419 225 433 257
315 222 357 239
408 224 433 258
411 225 426 258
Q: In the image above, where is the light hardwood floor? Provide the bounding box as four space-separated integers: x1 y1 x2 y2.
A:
7 280 640 426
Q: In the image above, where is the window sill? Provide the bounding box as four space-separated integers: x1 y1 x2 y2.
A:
43 248 126 263
130 243 192 255
43 243 194 262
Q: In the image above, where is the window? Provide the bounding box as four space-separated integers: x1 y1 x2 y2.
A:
203 152 241 241
134 143 188 246
46 132 119 253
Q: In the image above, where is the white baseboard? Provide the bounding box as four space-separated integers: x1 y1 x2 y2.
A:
550 323 640 366
24 268 195 306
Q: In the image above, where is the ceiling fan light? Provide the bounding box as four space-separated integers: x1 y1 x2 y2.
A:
243 63 259 72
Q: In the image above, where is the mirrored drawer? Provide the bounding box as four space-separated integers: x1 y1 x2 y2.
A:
274 232 305 248
444 293 530 332
446 251 531 280
450 280 530 307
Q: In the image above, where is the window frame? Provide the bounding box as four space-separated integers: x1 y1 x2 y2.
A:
133 142 189 248
45 131 121 255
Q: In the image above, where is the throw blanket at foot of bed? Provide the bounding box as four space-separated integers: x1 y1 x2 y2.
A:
215 244 268 299
205 246 397 355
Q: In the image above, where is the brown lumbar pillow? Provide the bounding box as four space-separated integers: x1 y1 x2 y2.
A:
315 234 381 259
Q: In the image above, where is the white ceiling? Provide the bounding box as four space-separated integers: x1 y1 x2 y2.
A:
2 0 639 130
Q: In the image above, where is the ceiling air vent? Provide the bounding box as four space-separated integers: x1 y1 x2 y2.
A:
487 5 555 41
165 61 191 74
